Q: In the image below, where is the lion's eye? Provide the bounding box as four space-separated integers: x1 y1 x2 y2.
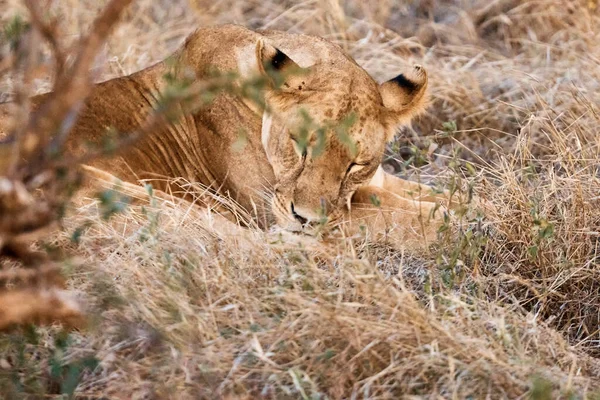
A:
346 162 366 175
291 137 307 159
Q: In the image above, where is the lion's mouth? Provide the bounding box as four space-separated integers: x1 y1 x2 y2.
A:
271 195 342 236
271 195 317 234
290 202 308 225
271 195 301 231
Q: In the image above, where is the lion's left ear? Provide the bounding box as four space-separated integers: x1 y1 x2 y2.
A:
379 65 429 141
256 39 304 89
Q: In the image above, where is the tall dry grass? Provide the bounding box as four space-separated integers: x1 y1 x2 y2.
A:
1 0 600 398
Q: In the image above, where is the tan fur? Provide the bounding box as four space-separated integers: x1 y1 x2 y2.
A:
0 25 455 249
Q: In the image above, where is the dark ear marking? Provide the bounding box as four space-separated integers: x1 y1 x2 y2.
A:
379 65 429 140
257 39 300 75
270 48 290 71
256 39 305 91
390 74 418 94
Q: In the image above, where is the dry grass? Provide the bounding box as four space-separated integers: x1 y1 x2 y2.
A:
2 0 600 398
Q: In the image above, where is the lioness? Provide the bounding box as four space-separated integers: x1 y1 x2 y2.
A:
1 25 454 249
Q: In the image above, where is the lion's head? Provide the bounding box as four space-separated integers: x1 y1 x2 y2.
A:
255 38 428 232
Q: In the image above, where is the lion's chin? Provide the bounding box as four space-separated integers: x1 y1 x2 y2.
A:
281 221 304 233
271 206 339 237
271 218 321 237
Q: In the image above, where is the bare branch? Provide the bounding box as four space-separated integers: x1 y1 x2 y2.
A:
16 0 134 177
0 0 135 332
24 0 66 81
0 288 83 331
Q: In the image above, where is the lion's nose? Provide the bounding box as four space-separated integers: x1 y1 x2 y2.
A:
290 202 309 225
289 199 333 229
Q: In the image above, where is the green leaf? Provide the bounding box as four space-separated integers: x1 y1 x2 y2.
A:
335 113 358 157
3 15 29 50
528 245 539 259
369 193 381 207
97 189 130 220
442 120 457 134
465 162 477 176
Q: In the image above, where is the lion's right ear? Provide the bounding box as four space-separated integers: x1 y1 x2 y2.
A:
379 65 429 141
256 40 303 88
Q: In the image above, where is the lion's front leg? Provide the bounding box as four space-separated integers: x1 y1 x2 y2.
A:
369 166 458 207
342 185 447 250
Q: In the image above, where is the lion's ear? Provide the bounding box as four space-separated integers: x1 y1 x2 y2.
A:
256 40 303 88
379 65 429 141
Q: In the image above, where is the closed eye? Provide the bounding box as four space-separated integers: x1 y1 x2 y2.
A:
346 162 367 175
291 137 307 159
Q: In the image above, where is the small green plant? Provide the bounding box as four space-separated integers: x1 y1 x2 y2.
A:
527 203 555 260
529 375 553 400
97 187 130 221
334 112 358 157
369 193 381 207
139 183 161 242
0 327 98 399
290 109 358 159
402 145 429 168
2 15 30 50
441 120 458 137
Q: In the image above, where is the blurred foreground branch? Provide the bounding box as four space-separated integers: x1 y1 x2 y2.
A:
0 0 133 331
